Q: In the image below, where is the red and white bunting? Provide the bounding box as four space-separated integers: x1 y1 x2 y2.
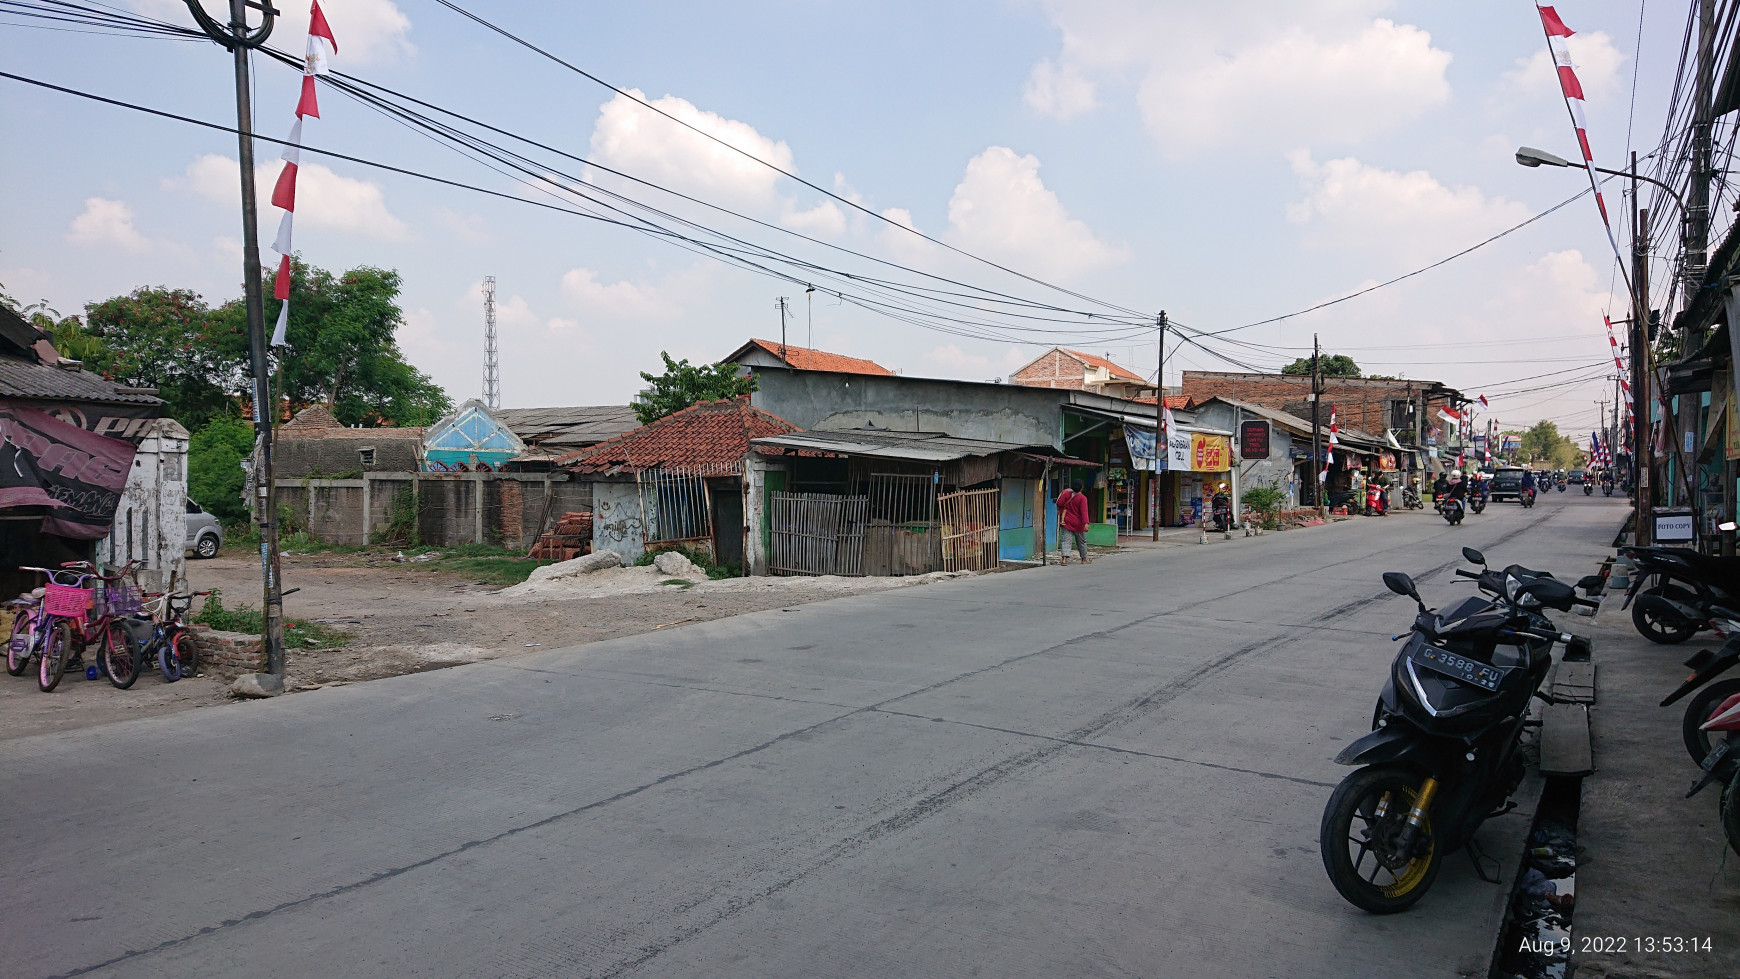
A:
1320 408 1339 483
269 1 339 348
1535 5 1628 270
1603 315 1633 406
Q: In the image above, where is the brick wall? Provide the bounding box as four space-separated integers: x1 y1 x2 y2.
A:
498 479 523 547
1182 371 1453 439
1010 350 1085 390
187 625 263 676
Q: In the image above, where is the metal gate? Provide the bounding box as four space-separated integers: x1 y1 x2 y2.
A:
938 487 1000 572
769 491 868 576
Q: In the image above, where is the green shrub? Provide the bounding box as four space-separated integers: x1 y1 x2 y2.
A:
192 590 351 646
188 416 255 524
1241 486 1287 530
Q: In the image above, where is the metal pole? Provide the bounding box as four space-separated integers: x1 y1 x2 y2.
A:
1634 176 1653 545
213 0 287 684
1154 311 1165 541
1311 333 1322 513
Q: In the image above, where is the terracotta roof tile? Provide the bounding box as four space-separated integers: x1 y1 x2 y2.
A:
744 339 894 375
559 398 800 472
1132 395 1190 409
1062 348 1147 383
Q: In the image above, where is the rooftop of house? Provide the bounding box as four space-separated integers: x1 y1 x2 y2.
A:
278 404 425 439
726 338 895 375
0 304 162 407
559 397 800 473
1061 348 1147 383
493 404 640 446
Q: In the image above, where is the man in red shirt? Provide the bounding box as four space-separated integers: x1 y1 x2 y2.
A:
1058 479 1091 565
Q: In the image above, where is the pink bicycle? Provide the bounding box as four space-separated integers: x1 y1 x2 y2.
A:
13 564 136 693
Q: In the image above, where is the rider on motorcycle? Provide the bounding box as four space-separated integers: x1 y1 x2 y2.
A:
1521 469 1537 495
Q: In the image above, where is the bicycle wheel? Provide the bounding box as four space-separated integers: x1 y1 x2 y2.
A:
99 621 140 690
170 631 198 677
158 641 182 683
7 612 34 677
39 620 71 692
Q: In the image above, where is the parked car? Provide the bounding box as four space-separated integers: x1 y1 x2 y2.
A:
1489 466 1528 501
1569 469 1586 484
185 500 223 559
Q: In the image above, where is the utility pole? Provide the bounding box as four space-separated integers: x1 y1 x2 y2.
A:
1633 151 1653 543
1311 333 1323 513
186 0 286 687
1154 311 1166 542
482 276 499 409
805 285 815 349
775 296 790 366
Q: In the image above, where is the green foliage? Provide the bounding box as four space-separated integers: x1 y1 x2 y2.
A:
229 259 451 426
372 483 422 546
84 287 247 432
188 416 255 524
633 351 758 424
1281 354 1361 377
1240 486 1286 529
192 590 351 646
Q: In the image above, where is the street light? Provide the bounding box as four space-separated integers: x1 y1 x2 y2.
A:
1515 146 1687 213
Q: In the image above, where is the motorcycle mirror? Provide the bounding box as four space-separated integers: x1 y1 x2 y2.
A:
1382 572 1419 600
1462 547 1486 566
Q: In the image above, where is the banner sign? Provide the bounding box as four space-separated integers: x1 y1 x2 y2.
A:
0 404 137 539
1239 420 1271 459
1191 434 1230 472
1123 426 1155 472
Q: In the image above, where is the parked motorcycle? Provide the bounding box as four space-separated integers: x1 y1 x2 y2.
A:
1618 543 1740 644
1211 491 1232 532
1402 483 1424 510
1319 547 1595 912
1684 690 1740 856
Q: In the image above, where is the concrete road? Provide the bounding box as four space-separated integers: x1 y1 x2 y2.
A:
1 492 1626 978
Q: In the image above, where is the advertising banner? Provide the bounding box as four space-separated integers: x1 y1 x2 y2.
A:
1190 434 1230 472
1239 420 1270 459
0 404 137 539
1123 426 1155 472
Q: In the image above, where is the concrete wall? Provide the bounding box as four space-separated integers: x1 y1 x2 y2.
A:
100 418 188 591
750 368 1064 447
590 479 647 563
1192 401 1304 508
275 473 592 549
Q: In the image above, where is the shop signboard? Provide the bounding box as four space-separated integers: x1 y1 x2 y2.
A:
1191 434 1230 472
1239 420 1270 459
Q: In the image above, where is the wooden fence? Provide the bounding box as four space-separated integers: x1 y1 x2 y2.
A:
769 491 868 576
939 487 1000 572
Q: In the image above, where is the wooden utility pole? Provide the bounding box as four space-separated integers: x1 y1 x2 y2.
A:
1311 334 1323 514
1153 312 1166 541
1633 155 1653 543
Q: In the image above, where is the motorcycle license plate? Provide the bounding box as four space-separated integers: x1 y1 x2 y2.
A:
1413 646 1506 691
1701 740 1731 774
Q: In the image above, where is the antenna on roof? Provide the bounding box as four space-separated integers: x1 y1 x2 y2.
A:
482 276 500 409
805 285 815 349
775 296 790 367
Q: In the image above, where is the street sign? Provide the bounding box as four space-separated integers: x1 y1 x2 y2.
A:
1239 420 1271 459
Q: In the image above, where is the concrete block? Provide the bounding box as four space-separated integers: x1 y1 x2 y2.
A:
1539 702 1593 777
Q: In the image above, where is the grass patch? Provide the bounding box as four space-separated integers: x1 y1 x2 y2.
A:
435 555 551 586
191 590 353 647
658 578 694 589
225 525 365 555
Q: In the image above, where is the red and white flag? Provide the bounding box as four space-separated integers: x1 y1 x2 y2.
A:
1478 394 1489 408
269 2 339 348
1320 408 1339 483
1535 5 1628 270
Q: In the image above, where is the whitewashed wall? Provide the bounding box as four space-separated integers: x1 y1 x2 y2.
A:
101 418 190 592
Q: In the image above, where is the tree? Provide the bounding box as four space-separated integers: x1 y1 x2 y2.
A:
1520 420 1563 463
188 415 256 524
215 259 451 426
633 352 758 424
1281 354 1360 377
84 287 249 432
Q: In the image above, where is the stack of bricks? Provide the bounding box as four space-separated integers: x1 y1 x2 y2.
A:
186 625 264 676
528 511 593 560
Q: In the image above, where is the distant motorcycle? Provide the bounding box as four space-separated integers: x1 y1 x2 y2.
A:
1441 496 1465 526
1366 484 1389 516
1584 482 1594 496
1402 484 1424 510
1520 486 1537 508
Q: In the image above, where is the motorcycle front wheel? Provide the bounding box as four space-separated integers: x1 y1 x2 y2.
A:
1724 770 1740 857
1320 765 1442 913
1632 580 1701 644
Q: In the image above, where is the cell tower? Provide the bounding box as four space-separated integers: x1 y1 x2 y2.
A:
482 275 500 409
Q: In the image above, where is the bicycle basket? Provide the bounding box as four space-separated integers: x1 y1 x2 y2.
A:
43 583 92 617
98 583 143 617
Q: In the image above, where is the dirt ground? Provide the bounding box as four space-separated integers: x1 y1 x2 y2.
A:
0 546 987 741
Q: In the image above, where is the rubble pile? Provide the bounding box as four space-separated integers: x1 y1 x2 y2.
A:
529 511 593 560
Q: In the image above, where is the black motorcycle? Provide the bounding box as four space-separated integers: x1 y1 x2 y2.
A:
1583 482 1594 496
1520 487 1537 509
1441 496 1465 526
1402 485 1424 510
1602 480 1614 497
1211 492 1232 532
1618 544 1740 644
1320 547 1596 913
1468 489 1487 515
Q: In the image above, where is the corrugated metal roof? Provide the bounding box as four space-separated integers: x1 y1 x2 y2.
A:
752 428 1035 462
494 405 640 446
0 356 162 405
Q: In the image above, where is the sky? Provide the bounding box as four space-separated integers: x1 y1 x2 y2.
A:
0 1 1697 443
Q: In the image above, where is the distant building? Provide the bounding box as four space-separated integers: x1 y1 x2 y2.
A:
275 404 426 476
423 399 525 471
1010 347 1156 400
493 405 640 460
722 338 895 375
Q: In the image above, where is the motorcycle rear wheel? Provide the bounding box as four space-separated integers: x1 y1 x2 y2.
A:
1724 771 1740 857
1683 677 1740 781
1632 579 1700 644
1320 765 1442 913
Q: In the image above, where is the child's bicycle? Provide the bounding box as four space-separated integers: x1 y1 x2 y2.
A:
101 591 208 687
11 562 145 692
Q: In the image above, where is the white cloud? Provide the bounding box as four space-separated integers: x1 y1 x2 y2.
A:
65 198 150 252
1502 30 1625 100
588 88 793 213
945 147 1126 279
1028 2 1451 152
559 267 677 320
1024 59 1097 120
179 154 410 240
782 199 847 237
126 0 413 63
1286 152 1532 264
